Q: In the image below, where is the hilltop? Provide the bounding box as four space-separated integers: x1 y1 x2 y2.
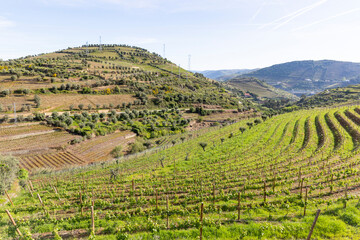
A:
243 60 360 95
0 44 244 114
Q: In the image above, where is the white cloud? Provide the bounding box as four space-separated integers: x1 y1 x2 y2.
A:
259 0 328 30
293 8 360 31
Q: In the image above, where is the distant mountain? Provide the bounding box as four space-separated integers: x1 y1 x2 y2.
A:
243 60 360 96
197 69 255 81
226 76 299 101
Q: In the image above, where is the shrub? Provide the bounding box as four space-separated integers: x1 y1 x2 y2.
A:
111 146 123 158
130 139 146 154
0 155 19 194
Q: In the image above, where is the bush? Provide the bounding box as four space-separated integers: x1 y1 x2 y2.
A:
130 139 146 154
111 146 123 158
0 155 19 194
18 168 28 180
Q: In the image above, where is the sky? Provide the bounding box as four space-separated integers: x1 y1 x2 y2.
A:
1 0 360 70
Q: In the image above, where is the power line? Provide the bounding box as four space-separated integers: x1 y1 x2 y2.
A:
188 54 191 71
163 44 166 59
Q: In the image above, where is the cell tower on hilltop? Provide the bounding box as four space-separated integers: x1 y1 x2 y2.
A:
188 54 191 71
163 44 166 59
99 36 102 51
86 41 89 55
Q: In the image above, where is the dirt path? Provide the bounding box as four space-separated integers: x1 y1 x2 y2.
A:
0 122 40 129
0 130 55 141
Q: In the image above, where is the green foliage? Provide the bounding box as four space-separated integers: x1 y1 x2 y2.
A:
18 168 29 180
130 139 146 154
111 146 123 158
0 155 19 194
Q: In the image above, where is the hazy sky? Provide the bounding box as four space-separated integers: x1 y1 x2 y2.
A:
1 0 360 70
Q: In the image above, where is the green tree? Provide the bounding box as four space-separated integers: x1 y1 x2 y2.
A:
0 155 19 194
34 95 41 108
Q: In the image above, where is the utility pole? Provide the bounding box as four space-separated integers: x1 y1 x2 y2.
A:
163 44 166 59
99 36 102 51
188 54 191 71
187 54 191 80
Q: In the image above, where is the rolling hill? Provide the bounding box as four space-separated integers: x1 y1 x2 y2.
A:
226 76 299 101
0 44 244 114
243 60 360 96
0 44 255 173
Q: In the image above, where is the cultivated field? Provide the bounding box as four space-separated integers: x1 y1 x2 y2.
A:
2 106 360 239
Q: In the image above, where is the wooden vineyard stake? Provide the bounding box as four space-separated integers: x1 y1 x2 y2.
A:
91 206 95 234
80 191 83 215
6 210 22 237
156 189 159 210
166 195 169 229
237 192 241 221
37 193 47 214
344 184 348 209
5 190 14 207
304 187 308 216
306 209 321 240
53 186 61 200
272 174 276 192
213 184 216 204
300 178 304 198
200 202 204 240
37 194 43 206
29 180 34 191
330 174 333 194
132 179 135 191
53 186 58 194
263 181 267 203
27 185 34 197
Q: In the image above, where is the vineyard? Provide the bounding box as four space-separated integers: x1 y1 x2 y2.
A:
69 131 136 163
20 152 85 172
3 106 360 239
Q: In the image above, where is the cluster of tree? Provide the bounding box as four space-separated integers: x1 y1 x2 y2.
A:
44 108 190 140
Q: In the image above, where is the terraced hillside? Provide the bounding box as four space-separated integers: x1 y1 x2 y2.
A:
0 44 244 119
3 106 360 239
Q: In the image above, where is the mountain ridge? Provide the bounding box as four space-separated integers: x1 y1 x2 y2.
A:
243 59 360 95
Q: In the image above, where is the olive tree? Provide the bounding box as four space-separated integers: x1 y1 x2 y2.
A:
0 155 19 194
